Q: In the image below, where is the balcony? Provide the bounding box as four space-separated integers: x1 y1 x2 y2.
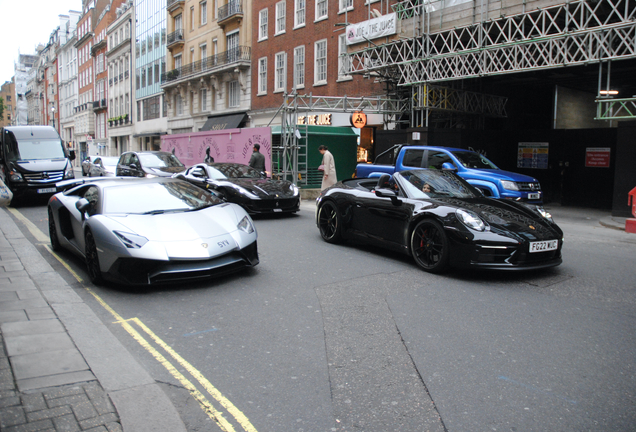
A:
167 0 184 13
92 99 107 111
167 29 185 50
161 46 250 84
218 0 243 27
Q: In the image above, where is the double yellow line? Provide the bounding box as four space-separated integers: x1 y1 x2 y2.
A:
10 208 257 432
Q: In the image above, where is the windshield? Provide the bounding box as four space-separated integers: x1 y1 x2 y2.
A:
138 153 184 168
103 181 221 214
397 170 481 199
214 164 262 179
451 151 499 169
99 157 119 167
4 133 66 161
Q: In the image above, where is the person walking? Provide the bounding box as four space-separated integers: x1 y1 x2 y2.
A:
318 145 337 190
248 143 266 173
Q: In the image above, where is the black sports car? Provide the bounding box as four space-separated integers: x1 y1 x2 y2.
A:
176 163 300 215
316 169 564 272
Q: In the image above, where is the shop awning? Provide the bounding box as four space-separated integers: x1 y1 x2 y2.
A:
200 113 247 131
132 131 168 138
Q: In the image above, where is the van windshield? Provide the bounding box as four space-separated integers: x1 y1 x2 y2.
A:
5 134 66 161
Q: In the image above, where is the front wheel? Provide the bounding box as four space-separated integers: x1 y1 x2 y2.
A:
410 219 449 273
317 201 342 244
85 229 103 285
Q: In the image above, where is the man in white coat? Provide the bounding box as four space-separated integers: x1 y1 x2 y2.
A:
319 145 337 190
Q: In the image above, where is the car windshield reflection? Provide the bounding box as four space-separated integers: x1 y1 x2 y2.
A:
214 163 262 179
398 170 481 199
103 181 221 214
138 153 185 168
451 151 499 169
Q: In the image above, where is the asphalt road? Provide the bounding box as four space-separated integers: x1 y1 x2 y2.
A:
10 197 636 432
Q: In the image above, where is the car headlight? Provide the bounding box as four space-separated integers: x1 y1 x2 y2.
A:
64 166 75 179
145 174 158 178
238 215 255 234
534 206 553 222
456 209 486 232
501 180 519 191
291 184 299 196
114 231 149 249
9 170 23 182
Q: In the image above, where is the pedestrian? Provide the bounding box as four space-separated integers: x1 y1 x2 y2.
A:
248 143 266 173
318 145 337 190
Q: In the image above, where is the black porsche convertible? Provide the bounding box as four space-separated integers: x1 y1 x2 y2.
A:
316 169 564 273
176 163 300 215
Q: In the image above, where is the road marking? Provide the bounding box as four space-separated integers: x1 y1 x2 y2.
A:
13 208 258 432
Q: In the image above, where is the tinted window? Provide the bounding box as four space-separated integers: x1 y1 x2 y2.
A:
398 170 480 199
427 151 453 169
402 149 424 168
214 164 262 179
138 153 184 168
451 151 499 169
103 181 221 214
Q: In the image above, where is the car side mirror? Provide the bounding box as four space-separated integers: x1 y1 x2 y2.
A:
69 150 76 161
192 168 206 178
442 162 457 171
261 171 267 178
75 198 91 220
375 188 401 206
130 163 138 170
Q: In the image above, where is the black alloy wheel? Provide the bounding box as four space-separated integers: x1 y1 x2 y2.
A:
85 229 103 285
410 219 449 273
48 207 61 252
318 201 342 243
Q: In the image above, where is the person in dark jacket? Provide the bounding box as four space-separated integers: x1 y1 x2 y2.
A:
248 143 266 173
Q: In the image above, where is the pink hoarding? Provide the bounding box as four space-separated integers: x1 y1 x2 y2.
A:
161 127 272 172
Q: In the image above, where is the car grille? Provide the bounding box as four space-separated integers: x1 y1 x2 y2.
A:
517 182 541 192
23 171 65 183
474 243 560 265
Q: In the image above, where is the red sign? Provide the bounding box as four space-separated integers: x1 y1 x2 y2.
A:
585 147 611 168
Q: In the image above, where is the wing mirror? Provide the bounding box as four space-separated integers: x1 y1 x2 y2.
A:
75 198 91 220
192 167 206 178
69 150 76 161
375 188 402 206
442 162 457 171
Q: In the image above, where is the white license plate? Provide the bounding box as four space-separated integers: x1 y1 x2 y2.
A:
528 193 540 200
37 188 57 194
529 240 558 253
273 208 283 212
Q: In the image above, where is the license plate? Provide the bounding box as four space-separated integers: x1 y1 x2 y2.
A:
528 193 540 200
37 188 57 194
529 240 558 253
273 208 282 212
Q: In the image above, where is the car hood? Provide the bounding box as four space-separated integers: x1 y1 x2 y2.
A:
146 166 186 177
105 204 242 242
433 197 560 240
460 168 538 183
14 159 70 172
221 178 297 198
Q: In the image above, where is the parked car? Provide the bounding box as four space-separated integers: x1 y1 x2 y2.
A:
175 162 300 215
316 169 563 273
48 177 259 285
116 151 186 178
355 145 543 203
87 156 119 177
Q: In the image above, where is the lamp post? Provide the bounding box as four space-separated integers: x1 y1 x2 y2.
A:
51 106 56 131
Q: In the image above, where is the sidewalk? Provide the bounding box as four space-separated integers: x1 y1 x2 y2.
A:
0 207 187 432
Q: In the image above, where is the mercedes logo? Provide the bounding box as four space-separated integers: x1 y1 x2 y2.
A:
201 243 208 249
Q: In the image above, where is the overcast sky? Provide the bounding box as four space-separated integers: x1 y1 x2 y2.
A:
0 0 82 84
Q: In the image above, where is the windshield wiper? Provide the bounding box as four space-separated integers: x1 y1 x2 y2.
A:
142 209 166 215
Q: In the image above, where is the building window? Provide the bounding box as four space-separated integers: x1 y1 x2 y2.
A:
200 89 207 112
200 44 207 70
258 9 268 41
275 52 286 93
200 1 207 25
174 54 182 70
154 62 160 84
227 32 239 62
275 1 285 35
176 93 183 115
314 40 327 85
294 46 304 89
258 57 267 95
339 0 353 13
175 14 182 30
338 34 351 79
316 0 327 21
294 0 305 28
190 7 195 31
228 80 239 107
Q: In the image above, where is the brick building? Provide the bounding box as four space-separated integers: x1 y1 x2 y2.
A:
0 79 15 127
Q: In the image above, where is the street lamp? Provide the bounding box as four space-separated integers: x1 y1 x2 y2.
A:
51 106 56 130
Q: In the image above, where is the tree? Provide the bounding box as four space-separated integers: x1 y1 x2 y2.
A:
0 96 4 121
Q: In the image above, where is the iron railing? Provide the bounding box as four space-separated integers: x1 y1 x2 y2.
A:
162 46 250 83
167 29 184 46
167 0 184 9
218 0 242 21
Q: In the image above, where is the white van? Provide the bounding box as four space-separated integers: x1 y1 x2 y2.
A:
0 126 76 203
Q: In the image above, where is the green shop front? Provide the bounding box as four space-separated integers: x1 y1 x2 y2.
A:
270 125 358 189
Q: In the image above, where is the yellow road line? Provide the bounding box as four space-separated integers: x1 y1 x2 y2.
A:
130 318 258 432
7 207 50 242
15 208 258 432
87 289 237 432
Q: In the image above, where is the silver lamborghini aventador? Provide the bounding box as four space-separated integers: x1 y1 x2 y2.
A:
48 177 259 285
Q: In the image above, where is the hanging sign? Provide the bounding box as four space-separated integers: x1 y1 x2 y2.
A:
585 147 611 168
350 111 367 128
346 13 397 45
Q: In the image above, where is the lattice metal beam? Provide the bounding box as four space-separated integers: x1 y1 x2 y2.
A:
595 97 636 120
350 0 636 85
413 84 507 117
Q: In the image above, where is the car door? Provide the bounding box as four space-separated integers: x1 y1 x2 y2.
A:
62 185 99 256
117 153 132 176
